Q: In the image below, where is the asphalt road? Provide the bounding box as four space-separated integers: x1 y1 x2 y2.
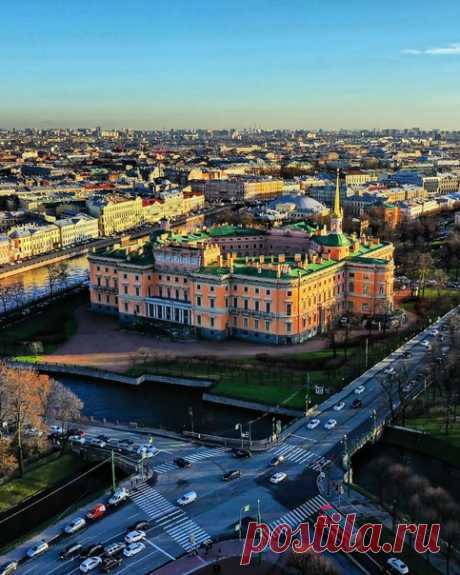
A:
1 306 458 575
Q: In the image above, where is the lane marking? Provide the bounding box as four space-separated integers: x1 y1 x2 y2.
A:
145 538 176 560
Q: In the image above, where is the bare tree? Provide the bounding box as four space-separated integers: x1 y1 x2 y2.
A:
9 282 25 309
0 285 12 314
46 263 61 296
46 381 83 434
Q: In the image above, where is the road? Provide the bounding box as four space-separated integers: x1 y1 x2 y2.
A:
1 306 457 574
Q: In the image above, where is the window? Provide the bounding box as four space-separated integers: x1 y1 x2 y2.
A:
233 297 238 308
97 293 101 302
197 296 202 306
167 276 170 281
124 286 128 295
287 291 292 296
379 285 385 295
210 286 214 292
175 277 179 283
243 318 248 328
265 302 271 313
244 286 248 293
255 301 259 312
124 274 128 279
97 266 100 271
97 276 101 286
349 282 354 293
135 305 140 314
362 303 369 312
159 275 162 280
105 267 108 272
349 272 355 278
255 288 259 294
210 298 215 308
286 303 292 315
135 287 140 296
197 284 201 290
197 315 202 326
286 322 292 333
158 286 163 297
124 302 128 312
176 289 180 299
265 320 271 331
135 275 139 281
363 285 369 295
210 317 215 328
266 289 271 295
244 299 249 310
254 319 259 329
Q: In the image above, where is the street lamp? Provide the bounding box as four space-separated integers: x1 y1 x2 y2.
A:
188 406 194 435
238 504 251 540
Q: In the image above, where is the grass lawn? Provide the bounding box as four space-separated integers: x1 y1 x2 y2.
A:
406 416 460 449
0 453 87 514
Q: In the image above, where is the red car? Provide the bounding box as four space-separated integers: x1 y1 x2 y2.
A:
86 503 106 521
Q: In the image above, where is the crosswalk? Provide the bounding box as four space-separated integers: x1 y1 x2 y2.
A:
269 494 329 530
152 447 227 475
271 444 330 472
130 483 212 552
152 462 177 474
156 509 212 551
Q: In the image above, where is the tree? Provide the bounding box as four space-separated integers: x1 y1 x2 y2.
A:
56 261 70 289
288 550 340 575
9 282 25 309
46 381 83 446
432 269 449 297
0 364 52 475
0 438 16 476
0 285 12 314
47 263 61 296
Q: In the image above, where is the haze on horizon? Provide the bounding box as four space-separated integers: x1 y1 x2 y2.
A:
1 0 460 130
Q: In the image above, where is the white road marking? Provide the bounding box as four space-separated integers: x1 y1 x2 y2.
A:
145 538 176 560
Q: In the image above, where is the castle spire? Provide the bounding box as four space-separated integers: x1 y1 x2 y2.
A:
333 168 343 218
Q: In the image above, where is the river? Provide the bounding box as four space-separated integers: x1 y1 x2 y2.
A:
0 255 89 311
58 375 287 440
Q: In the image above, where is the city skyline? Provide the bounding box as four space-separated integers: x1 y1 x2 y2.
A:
1 0 460 130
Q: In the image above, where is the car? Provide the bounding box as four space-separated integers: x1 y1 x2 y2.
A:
69 435 86 444
174 457 192 468
354 385 365 394
386 557 409 574
68 428 85 437
324 418 337 430
97 434 110 442
402 350 412 359
421 340 431 349
232 448 252 458
119 438 134 446
26 541 49 558
384 367 396 376
80 557 102 573
49 424 64 435
101 557 123 573
79 544 104 559
430 329 440 336
60 543 83 560
90 438 107 448
223 469 241 481
351 399 362 409
270 472 287 484
270 455 284 466
103 542 126 557
124 530 146 544
64 517 86 534
123 542 146 557
108 488 129 506
86 503 106 521
177 491 197 506
0 562 18 575
402 384 412 393
127 520 150 532
307 419 320 430
333 401 345 411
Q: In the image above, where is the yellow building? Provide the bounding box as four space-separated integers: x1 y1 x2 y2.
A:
55 213 99 248
8 224 60 259
87 195 144 235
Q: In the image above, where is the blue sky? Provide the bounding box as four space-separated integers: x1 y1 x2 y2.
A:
1 0 460 129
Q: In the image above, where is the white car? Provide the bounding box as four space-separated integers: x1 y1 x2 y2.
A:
69 435 86 445
430 328 439 336
324 419 337 430
384 367 396 376
79 557 102 573
64 517 86 534
108 487 129 506
90 438 106 448
124 530 146 544
307 419 320 430
421 340 431 349
270 472 287 484
177 491 197 506
49 425 64 435
26 541 48 558
333 401 345 411
123 542 146 557
387 557 409 574
354 385 365 394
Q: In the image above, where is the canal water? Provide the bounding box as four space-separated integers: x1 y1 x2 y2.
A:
1 255 89 310
58 375 287 440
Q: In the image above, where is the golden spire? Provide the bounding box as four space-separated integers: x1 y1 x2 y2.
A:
333 168 343 218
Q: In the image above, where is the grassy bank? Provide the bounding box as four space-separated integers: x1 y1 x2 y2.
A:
0 452 87 514
405 416 460 450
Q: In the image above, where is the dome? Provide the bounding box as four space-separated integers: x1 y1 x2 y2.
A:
269 194 328 214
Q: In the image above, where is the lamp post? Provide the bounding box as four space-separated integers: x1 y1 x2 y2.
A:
188 406 194 435
238 504 251 540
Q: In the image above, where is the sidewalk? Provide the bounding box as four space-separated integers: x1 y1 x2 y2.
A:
318 467 460 575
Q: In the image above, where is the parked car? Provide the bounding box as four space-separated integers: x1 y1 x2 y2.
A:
80 557 102 573
86 503 106 521
402 350 412 359
101 557 123 573
223 469 241 481
232 449 251 458
124 530 146 544
90 438 107 448
324 419 337 430
333 401 345 411
174 457 192 468
421 340 431 349
79 544 104 559
69 435 86 445
67 428 85 437
270 455 284 466
0 562 18 575
270 472 287 484
59 543 83 560
177 491 197 506
64 517 86 534
108 488 129 506
386 557 409 574
103 542 126 557
127 520 150 532
354 385 365 394
307 419 320 430
123 542 146 557
384 367 396 376
26 541 49 558
351 399 363 409
49 425 64 435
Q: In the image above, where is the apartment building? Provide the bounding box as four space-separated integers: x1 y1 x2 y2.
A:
192 177 284 203
8 224 60 259
54 213 99 248
89 178 394 344
87 195 143 235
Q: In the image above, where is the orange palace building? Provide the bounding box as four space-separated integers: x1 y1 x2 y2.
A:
89 177 394 345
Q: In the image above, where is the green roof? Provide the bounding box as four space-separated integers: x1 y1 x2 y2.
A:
286 221 318 233
349 256 389 265
314 233 351 247
93 243 154 265
208 225 263 238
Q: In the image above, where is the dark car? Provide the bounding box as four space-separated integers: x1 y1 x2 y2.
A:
223 469 241 481
0 562 18 575
80 543 104 558
101 556 123 573
351 399 362 409
67 428 85 437
402 350 412 359
97 434 110 442
174 457 192 468
118 438 134 446
103 542 126 557
60 543 83 560
128 520 151 532
232 449 251 458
